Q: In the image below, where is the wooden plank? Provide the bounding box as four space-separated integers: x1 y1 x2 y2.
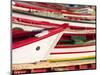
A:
12 59 95 70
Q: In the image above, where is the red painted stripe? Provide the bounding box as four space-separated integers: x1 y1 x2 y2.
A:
55 44 95 48
80 64 88 70
68 28 95 30
61 33 96 36
12 18 68 49
14 2 94 16
91 63 96 69
12 17 61 28
31 69 47 73
51 50 95 54
14 70 27 74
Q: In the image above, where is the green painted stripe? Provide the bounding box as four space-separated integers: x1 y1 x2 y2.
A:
48 57 95 62
13 10 95 24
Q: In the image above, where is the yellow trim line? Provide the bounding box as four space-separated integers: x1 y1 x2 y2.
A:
48 55 95 62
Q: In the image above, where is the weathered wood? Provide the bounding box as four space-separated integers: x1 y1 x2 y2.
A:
12 59 95 70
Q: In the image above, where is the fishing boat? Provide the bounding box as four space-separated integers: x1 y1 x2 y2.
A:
12 1 96 24
12 17 68 64
48 26 96 62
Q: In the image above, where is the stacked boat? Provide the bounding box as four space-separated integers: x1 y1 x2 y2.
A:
48 26 96 62
12 1 96 24
12 1 96 74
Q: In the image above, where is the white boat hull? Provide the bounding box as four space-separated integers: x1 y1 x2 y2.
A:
12 31 63 64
